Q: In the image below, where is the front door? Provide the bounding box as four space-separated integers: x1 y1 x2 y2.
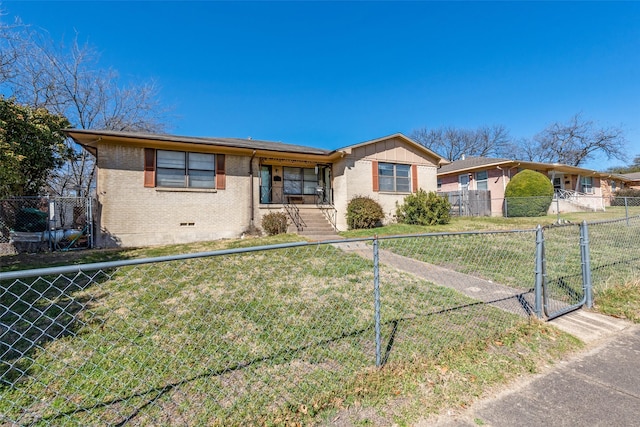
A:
553 175 563 195
323 167 331 204
260 166 272 204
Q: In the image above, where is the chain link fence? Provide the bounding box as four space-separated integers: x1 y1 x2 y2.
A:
1 216 639 424
588 215 640 291
0 197 93 254
440 193 640 220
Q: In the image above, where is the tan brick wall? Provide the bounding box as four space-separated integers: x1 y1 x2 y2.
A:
95 143 251 247
94 137 441 244
333 138 439 230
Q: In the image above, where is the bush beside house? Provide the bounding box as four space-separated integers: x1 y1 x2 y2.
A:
396 189 451 225
261 212 289 236
346 196 384 229
504 170 554 217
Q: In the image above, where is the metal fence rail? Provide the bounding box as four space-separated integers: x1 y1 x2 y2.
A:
1 217 639 424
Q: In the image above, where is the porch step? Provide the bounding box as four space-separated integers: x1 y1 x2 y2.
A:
290 207 340 239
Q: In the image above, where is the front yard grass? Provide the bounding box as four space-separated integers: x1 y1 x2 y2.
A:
1 241 582 425
593 280 640 323
3 212 636 424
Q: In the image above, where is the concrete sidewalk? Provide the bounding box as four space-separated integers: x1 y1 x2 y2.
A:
425 323 640 427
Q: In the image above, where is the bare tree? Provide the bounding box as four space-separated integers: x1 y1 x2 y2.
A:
607 154 640 174
411 124 511 161
521 113 627 167
0 17 169 196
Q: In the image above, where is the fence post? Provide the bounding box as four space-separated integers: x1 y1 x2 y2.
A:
504 198 508 218
556 197 560 223
373 235 381 367
47 196 54 252
580 221 594 308
625 197 629 226
87 197 94 249
534 225 544 318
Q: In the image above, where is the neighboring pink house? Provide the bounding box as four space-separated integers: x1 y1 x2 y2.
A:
437 156 633 216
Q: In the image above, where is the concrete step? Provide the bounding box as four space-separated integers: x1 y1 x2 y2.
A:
286 207 337 237
549 310 632 343
299 224 336 231
301 234 344 242
301 227 335 234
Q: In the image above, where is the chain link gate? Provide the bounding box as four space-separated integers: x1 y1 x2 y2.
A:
539 222 591 320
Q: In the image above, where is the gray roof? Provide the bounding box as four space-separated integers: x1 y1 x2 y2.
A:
622 172 640 181
64 129 332 156
437 156 513 174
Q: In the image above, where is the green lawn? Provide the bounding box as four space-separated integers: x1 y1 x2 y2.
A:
594 281 640 323
2 213 637 425
1 238 581 425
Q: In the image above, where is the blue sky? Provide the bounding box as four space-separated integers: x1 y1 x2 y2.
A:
3 1 640 170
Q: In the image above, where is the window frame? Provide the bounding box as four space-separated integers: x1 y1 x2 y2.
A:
283 166 319 195
581 176 593 194
475 170 488 191
156 150 216 190
154 149 217 189
377 162 412 193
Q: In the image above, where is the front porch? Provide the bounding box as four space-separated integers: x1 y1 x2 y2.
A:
258 160 333 206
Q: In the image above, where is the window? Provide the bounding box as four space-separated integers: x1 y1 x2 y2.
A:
283 167 318 195
156 150 215 188
581 176 593 194
459 174 469 190
476 170 488 191
378 163 411 192
437 178 442 191
144 148 224 189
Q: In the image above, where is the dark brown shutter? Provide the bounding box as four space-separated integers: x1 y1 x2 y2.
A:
372 160 379 192
412 164 418 192
216 154 226 190
144 148 156 187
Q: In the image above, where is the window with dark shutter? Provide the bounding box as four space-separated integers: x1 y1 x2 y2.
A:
150 149 221 190
144 148 156 187
216 154 226 190
376 162 412 193
412 164 418 192
372 160 379 192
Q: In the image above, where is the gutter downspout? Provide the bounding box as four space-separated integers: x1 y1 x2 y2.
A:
249 150 257 229
496 166 506 191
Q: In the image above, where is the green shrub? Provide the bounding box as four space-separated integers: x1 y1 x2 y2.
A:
611 188 640 206
346 196 384 229
395 189 451 225
504 170 554 217
261 212 289 236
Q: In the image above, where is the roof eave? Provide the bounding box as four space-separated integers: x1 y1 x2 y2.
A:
63 129 333 159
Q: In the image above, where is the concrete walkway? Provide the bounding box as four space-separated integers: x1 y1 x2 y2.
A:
336 241 639 426
425 324 640 427
336 241 537 318
335 241 630 343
